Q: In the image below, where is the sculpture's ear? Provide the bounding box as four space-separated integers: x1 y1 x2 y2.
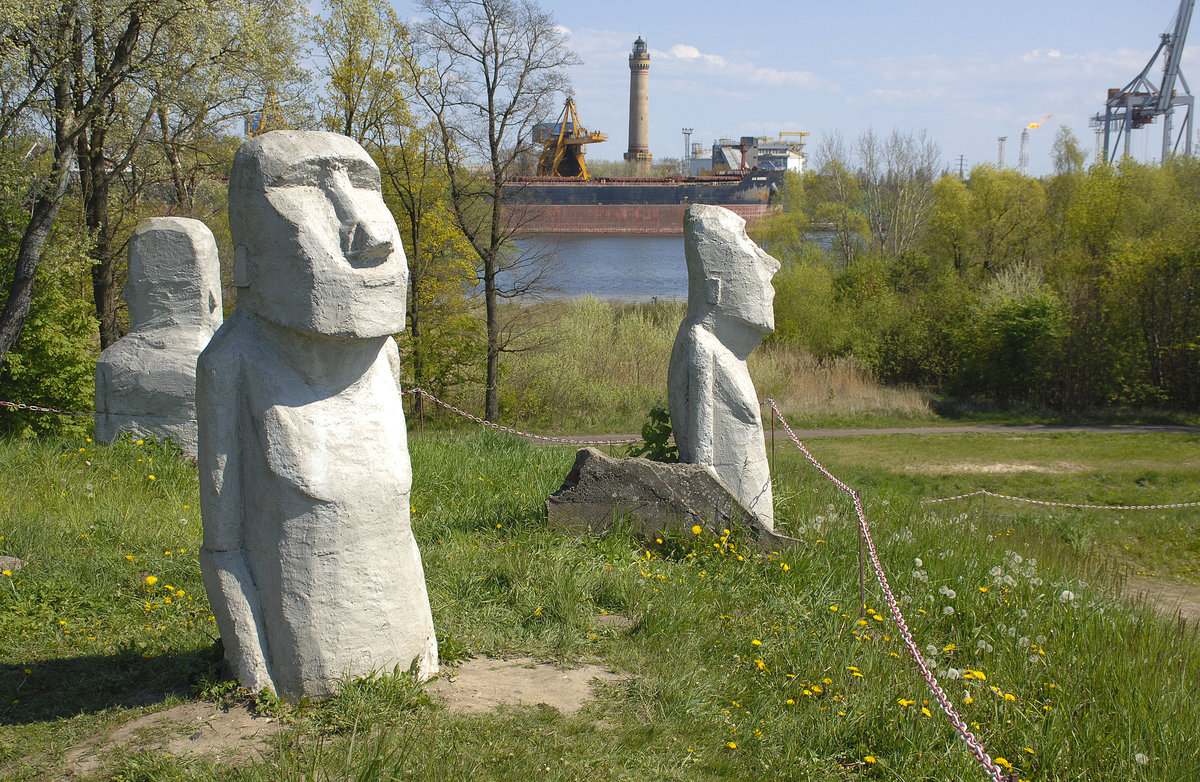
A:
705 277 721 306
233 245 250 288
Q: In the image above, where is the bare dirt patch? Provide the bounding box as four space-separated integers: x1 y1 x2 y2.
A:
62 700 282 779
905 461 1085 475
1122 577 1200 627
427 656 623 715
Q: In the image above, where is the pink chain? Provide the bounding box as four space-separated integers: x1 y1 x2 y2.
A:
0 400 90 417
923 489 1200 511
767 398 1010 782
405 388 642 446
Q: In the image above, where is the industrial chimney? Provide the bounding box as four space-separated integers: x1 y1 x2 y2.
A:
624 37 653 171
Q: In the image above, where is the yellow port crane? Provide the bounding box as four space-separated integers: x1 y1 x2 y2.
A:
535 98 607 179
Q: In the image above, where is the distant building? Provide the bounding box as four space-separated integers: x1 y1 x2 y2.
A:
691 135 806 176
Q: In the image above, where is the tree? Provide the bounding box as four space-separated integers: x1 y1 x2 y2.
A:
963 165 1047 276
407 0 578 422
311 0 408 146
0 0 309 360
376 119 482 413
0 150 94 434
0 0 151 363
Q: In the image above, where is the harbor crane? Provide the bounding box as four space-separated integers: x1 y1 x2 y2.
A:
1091 0 1195 162
534 98 608 179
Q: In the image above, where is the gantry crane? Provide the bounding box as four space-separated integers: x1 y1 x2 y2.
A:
1091 0 1195 162
534 98 607 179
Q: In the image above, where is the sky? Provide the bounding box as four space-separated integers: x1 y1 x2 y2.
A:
390 0 1199 177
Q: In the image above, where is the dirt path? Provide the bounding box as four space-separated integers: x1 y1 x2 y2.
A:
1122 577 1200 627
539 423 1200 446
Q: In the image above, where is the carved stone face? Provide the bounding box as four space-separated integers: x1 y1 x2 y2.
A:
229 131 408 338
684 204 780 335
124 217 222 333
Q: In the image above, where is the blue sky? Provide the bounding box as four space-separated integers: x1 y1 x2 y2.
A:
392 1 1198 176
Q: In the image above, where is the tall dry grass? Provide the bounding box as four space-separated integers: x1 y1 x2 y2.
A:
484 297 933 432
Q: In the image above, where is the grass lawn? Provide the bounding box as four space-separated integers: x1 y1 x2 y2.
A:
1 426 1198 781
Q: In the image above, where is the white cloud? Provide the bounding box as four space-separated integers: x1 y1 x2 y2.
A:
661 44 726 67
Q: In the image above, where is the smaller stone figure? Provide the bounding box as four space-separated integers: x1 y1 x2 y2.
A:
198 130 437 699
94 218 222 458
668 205 780 529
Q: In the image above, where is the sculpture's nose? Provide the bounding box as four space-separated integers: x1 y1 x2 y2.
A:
345 218 394 264
323 164 394 266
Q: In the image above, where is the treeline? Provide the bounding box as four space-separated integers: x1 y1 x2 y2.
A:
753 128 1200 412
0 0 578 433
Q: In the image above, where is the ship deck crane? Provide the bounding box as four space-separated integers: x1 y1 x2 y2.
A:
1091 0 1195 162
535 98 608 179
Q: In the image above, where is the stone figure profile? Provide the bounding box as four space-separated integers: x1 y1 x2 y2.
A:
668 204 780 529
94 217 223 458
197 130 437 699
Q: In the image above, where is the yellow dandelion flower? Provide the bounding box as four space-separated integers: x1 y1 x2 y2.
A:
830 605 838 611
943 643 956 651
692 525 702 535
1 570 10 577
979 587 988 593
846 666 859 672
963 695 974 705
125 555 134 561
921 706 932 717
994 757 1011 769
144 575 158 586
147 475 156 481
727 742 737 749
786 698 795 706
752 639 762 646
781 563 789 571
897 698 915 707
864 756 876 764
856 619 868 626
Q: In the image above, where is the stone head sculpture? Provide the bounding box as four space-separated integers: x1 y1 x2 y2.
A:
228 130 408 338
199 130 437 700
684 204 780 346
94 217 222 457
125 218 223 333
669 204 781 529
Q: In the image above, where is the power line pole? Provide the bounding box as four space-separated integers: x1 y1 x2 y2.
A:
958 154 966 179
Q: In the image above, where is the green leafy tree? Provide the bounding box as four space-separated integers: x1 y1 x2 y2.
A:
0 155 94 435
311 0 408 146
407 0 579 423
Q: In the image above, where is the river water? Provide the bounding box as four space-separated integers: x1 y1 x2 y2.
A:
517 234 686 302
517 231 835 301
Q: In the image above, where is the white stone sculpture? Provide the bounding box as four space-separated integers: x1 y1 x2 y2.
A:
94 217 222 458
197 130 437 699
668 204 780 529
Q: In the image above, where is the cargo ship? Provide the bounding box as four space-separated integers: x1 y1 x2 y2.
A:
502 169 784 235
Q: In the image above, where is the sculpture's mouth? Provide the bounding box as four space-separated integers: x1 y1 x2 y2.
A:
363 276 398 288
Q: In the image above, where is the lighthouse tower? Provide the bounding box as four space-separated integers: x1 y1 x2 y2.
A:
624 37 653 171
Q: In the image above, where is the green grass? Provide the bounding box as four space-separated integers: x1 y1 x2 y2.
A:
2 429 1199 781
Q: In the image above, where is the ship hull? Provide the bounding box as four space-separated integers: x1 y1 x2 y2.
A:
503 171 782 235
